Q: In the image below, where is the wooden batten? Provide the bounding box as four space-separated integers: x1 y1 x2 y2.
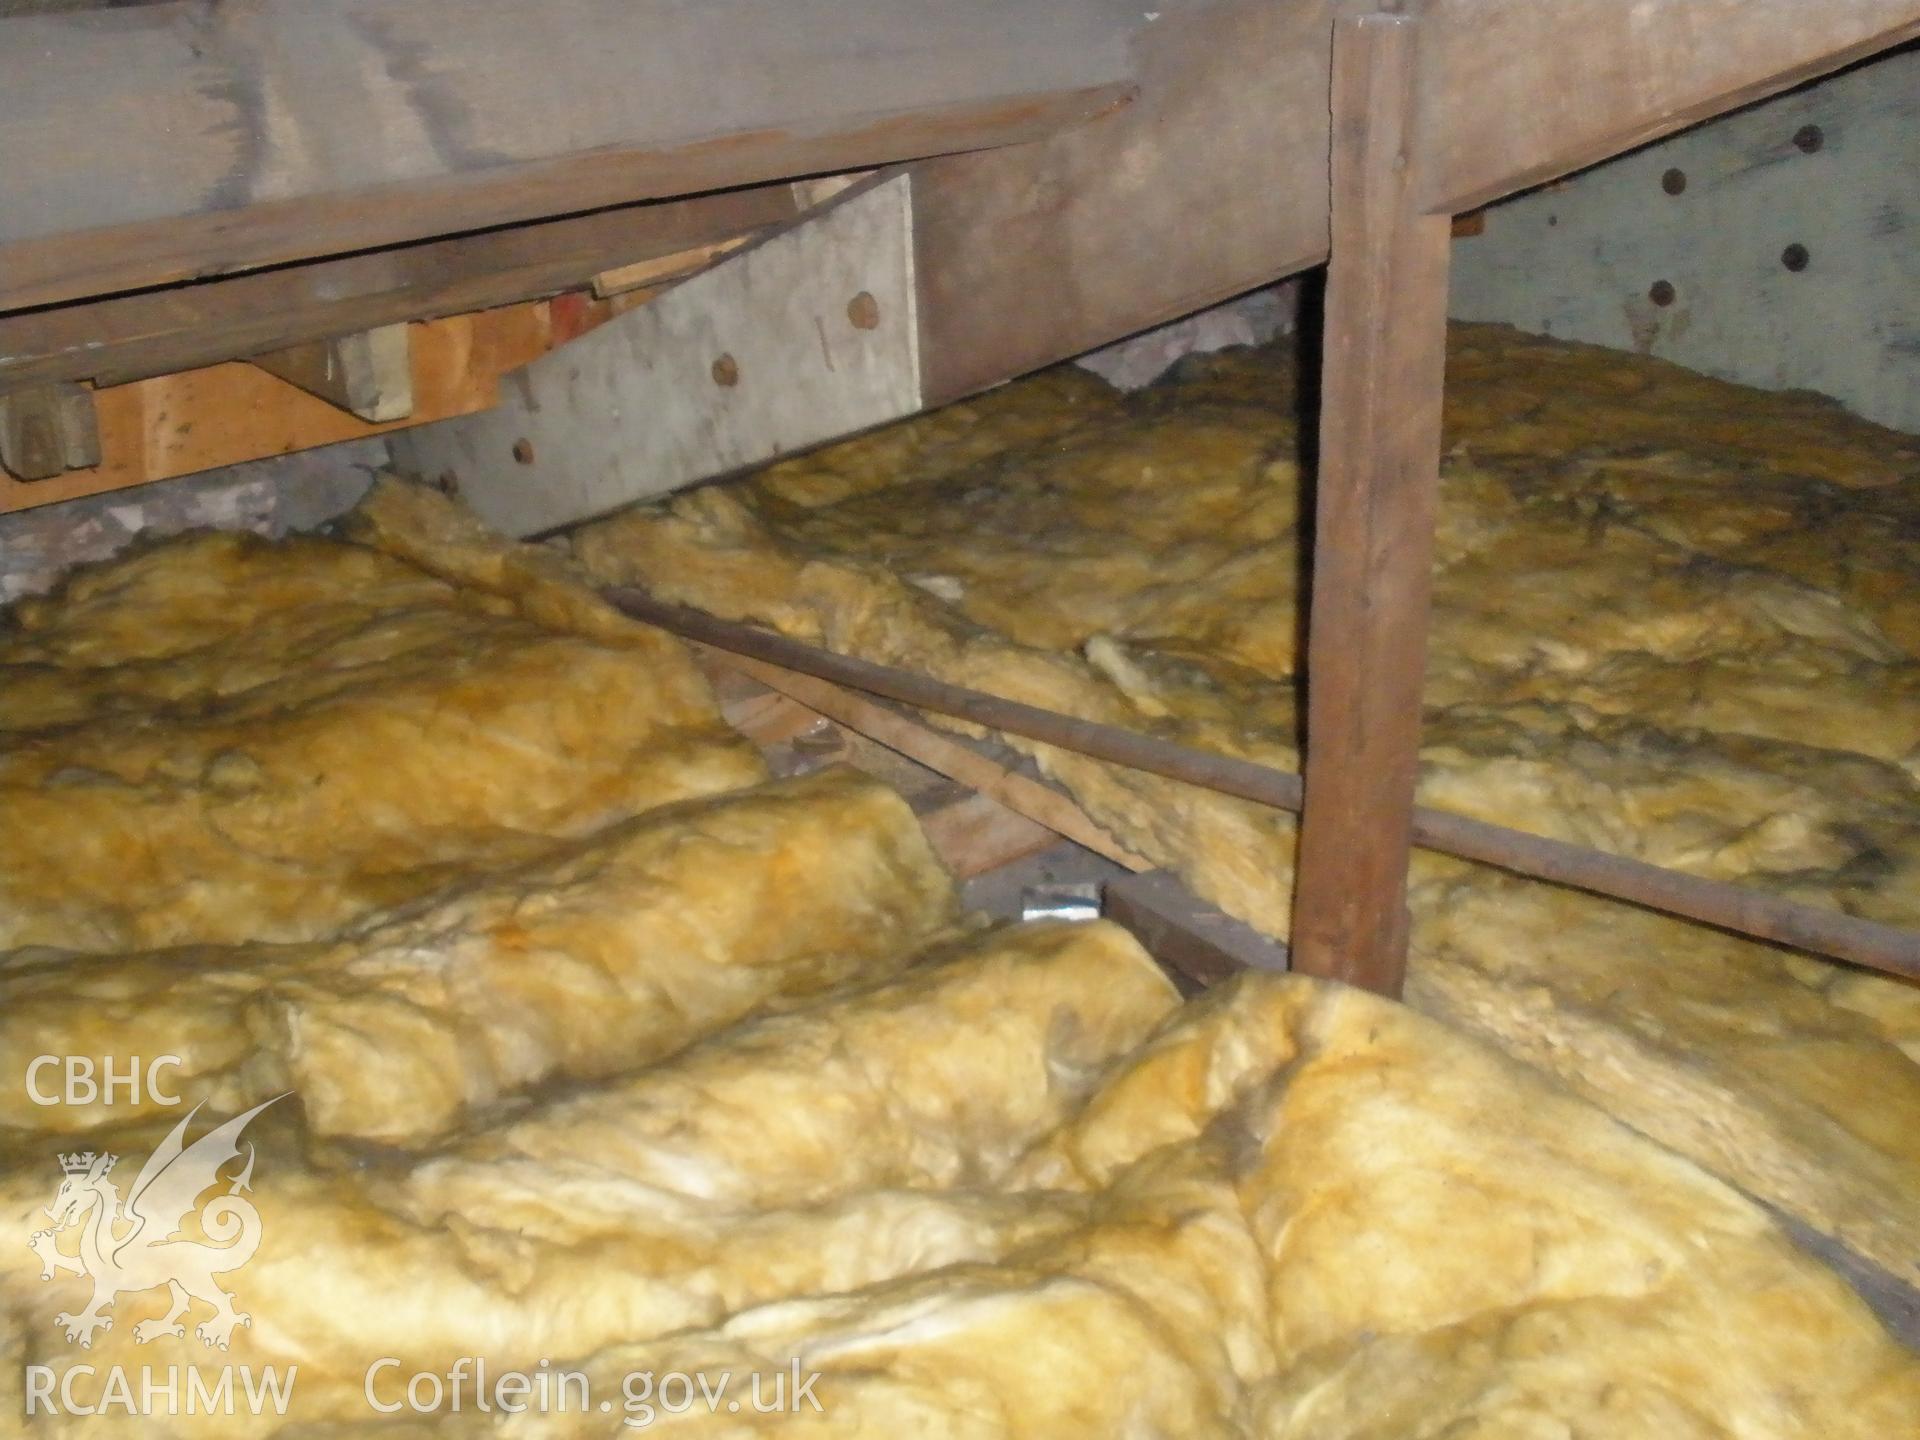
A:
0 383 99 482
590 238 751 299
617 593 1920 982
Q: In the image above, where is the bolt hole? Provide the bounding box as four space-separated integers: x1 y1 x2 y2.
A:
511 438 535 465
1648 280 1676 308
1793 124 1824 154
711 353 740 388
1661 167 1687 196
1781 242 1811 273
847 291 882 330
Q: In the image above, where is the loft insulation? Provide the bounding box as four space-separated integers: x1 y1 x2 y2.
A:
6 949 1913 1437
1 766 961 1145
574 322 1920 1286
2 470 1912 1436
0 481 763 953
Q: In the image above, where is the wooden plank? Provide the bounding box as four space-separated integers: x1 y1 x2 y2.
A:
0 188 799 393
251 326 413 423
715 685 828 750
918 792 1061 880
1290 12 1452 997
1105 869 1291 990
0 0 1144 311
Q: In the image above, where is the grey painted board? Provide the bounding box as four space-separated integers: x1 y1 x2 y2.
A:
1451 46 1920 435
392 176 922 538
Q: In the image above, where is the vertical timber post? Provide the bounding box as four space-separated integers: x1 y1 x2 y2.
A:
1290 9 1452 996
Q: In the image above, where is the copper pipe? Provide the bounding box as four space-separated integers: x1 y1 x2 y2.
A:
609 589 1920 981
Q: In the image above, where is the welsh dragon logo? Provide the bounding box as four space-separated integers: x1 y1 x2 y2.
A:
28 1096 282 1350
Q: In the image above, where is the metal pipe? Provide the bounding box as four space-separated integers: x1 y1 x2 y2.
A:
609 589 1920 981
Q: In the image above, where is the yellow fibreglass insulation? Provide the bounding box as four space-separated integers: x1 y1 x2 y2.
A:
1 429 1914 1435
6 942 1914 1436
574 323 1920 1286
0 765 961 1144
0 482 763 952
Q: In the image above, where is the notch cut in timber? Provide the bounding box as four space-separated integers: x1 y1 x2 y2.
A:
250 326 414 424
1289 11 1453 997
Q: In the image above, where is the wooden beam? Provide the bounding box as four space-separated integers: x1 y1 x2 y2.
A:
0 188 800 394
917 792 1062 880
251 326 413 424
1289 12 1452 996
1420 0 1920 215
0 383 99 482
5 0 1910 365
400 9 1308 530
1106 869 1291 990
0 0 1143 311
911 0 1333 406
